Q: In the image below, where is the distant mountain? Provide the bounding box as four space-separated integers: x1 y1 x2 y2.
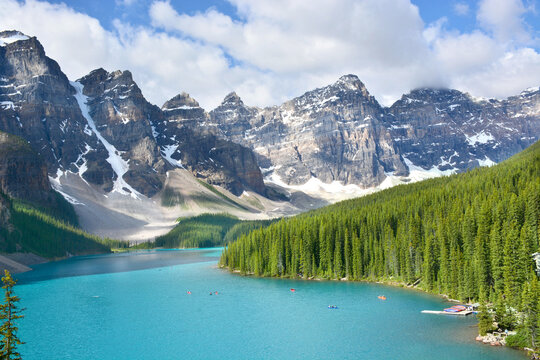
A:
387 87 540 171
0 31 272 200
201 75 539 192
0 30 538 241
157 91 277 198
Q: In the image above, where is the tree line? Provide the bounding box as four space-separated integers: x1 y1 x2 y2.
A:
136 213 275 249
0 193 128 258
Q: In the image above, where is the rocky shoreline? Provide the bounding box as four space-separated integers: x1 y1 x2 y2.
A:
475 331 512 347
0 252 47 274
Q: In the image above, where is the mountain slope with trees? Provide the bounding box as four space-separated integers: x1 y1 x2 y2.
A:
138 213 275 249
220 141 540 351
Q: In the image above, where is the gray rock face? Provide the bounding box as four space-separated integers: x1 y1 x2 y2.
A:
207 75 407 187
0 30 108 182
0 32 273 201
156 93 270 196
0 131 57 206
77 68 168 196
162 92 207 129
202 76 539 187
209 92 258 139
0 30 538 209
0 193 10 231
387 87 540 171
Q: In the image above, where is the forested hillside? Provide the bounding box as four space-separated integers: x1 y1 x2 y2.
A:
141 213 275 249
221 141 539 350
0 192 126 258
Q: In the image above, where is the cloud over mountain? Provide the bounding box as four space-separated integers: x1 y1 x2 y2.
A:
0 0 538 109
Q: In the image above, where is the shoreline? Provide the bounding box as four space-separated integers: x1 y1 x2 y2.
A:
0 248 114 274
219 265 531 358
0 252 48 274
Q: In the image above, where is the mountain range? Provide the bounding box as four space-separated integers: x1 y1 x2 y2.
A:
0 30 538 241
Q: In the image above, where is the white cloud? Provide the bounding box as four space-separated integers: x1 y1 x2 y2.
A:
449 48 540 98
0 0 539 110
149 0 446 105
454 2 470 16
477 0 531 44
432 31 502 74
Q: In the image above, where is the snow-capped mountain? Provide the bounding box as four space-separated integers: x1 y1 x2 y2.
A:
387 87 540 172
200 75 539 193
207 75 407 190
0 30 538 240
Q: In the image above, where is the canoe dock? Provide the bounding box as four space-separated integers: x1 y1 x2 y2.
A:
421 310 473 316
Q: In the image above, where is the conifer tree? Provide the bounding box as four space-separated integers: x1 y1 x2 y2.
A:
0 270 24 360
477 302 493 336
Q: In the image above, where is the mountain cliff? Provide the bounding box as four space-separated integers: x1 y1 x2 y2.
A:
156 92 270 197
207 75 407 188
0 130 57 206
202 75 539 190
387 87 540 171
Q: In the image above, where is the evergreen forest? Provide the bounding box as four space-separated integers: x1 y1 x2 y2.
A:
138 213 275 249
0 192 127 258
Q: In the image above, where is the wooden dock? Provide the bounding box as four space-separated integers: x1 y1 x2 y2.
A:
421 310 473 316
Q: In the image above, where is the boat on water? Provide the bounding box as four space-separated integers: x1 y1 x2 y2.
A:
378 295 387 300
328 305 338 309
444 305 467 313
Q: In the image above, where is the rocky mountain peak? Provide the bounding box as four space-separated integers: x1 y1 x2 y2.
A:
402 88 468 103
334 74 365 91
222 92 244 106
520 86 540 96
161 92 207 126
287 74 381 118
0 30 30 47
162 92 200 110
108 69 133 82
78 68 141 99
210 91 255 125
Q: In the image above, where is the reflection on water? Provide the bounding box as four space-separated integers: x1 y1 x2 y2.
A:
17 248 221 283
16 249 524 360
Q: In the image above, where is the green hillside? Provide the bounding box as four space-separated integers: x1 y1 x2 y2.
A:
220 141 540 351
0 192 126 258
137 213 275 249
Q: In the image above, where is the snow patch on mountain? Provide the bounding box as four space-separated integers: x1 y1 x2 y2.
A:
465 131 495 146
266 173 374 201
161 144 183 168
49 169 86 206
0 101 15 110
403 157 457 180
477 157 496 167
0 32 29 46
71 81 141 199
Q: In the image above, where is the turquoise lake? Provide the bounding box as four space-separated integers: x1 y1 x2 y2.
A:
15 249 524 359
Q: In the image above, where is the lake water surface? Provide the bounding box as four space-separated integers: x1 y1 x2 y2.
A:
16 249 524 359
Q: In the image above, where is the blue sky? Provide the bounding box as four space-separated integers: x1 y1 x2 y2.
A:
41 0 540 44
1 0 539 109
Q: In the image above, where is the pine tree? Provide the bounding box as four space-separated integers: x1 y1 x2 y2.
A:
334 237 343 279
0 270 24 360
521 278 539 348
494 292 515 331
477 302 493 336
